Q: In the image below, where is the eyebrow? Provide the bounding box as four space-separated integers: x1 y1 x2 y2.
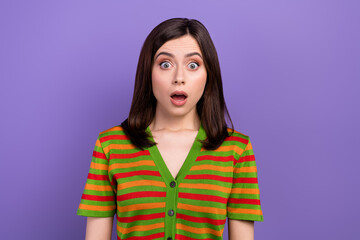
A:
154 51 203 60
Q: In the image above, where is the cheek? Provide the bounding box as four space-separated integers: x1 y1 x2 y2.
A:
151 69 161 97
192 70 207 93
152 67 168 85
151 75 167 100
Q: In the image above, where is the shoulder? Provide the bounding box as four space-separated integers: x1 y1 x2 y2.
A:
225 126 251 158
99 125 124 136
226 126 250 145
97 124 128 144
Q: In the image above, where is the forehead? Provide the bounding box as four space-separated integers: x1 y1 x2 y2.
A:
156 35 201 54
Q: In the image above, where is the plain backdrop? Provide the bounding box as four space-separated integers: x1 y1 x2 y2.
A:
0 0 359 239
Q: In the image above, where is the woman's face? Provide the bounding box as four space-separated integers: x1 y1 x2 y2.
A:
151 34 207 118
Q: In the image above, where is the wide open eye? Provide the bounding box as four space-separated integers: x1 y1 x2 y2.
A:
160 61 171 69
188 62 200 70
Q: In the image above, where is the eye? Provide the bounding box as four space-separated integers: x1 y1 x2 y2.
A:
160 61 172 69
188 62 200 70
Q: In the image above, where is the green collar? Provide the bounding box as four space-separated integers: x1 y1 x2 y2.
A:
145 122 206 185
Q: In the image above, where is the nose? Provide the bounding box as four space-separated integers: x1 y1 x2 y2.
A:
173 66 185 84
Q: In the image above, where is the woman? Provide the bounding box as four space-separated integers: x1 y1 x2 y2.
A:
77 17 263 240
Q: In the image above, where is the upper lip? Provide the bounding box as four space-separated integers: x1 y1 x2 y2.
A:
170 90 188 98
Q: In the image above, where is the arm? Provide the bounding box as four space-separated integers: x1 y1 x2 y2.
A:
85 216 114 240
228 219 254 240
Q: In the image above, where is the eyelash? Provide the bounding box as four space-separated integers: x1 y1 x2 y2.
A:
159 61 200 70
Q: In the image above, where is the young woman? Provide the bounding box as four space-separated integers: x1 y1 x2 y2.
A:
77 18 263 240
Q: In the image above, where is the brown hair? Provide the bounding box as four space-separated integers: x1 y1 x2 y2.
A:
121 17 234 150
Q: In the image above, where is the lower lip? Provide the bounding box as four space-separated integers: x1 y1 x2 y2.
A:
170 97 187 106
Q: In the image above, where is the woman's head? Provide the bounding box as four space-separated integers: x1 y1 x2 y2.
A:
151 34 207 120
123 17 234 150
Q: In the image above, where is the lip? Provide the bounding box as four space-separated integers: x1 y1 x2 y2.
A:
170 90 188 98
170 97 187 106
170 90 188 106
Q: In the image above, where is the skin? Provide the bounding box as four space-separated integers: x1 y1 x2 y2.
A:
85 217 113 240
228 219 254 240
85 34 254 239
148 34 207 179
149 34 207 132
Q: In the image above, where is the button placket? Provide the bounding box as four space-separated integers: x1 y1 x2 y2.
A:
145 123 206 239
166 180 177 239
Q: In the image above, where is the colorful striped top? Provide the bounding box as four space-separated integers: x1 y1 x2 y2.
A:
77 121 263 240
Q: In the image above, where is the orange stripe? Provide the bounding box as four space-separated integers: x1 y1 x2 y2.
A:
118 179 166 190
109 160 155 172
177 202 226 215
227 207 262 215
233 141 253 156
101 126 123 134
245 142 252 151
235 166 257 173
90 162 108 170
176 223 222 236
190 164 233 172
231 188 260 194
78 203 115 211
117 222 164 234
95 139 102 147
85 183 113 191
233 146 245 156
117 202 166 212
179 183 231 194
229 129 248 136
210 145 236 153
103 143 135 154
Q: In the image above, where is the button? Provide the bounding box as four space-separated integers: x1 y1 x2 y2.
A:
167 238 172 240
168 209 174 216
170 181 176 188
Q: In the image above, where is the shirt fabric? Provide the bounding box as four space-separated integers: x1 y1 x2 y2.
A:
77 122 263 240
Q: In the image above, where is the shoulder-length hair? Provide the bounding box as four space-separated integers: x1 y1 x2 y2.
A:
121 17 234 151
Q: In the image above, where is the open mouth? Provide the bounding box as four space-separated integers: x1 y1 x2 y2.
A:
171 94 187 101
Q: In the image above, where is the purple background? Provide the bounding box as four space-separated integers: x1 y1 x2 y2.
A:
1 0 359 239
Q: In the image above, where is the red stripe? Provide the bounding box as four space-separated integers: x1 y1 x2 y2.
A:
225 136 249 145
87 173 110 181
117 212 165 223
228 198 261 205
110 150 150 160
81 194 115 202
176 213 226 226
117 232 164 240
117 191 166 201
185 174 233 183
113 170 161 180
196 155 234 163
101 135 129 142
237 155 255 163
92 150 107 160
234 177 258 184
111 176 117 187
176 234 213 240
178 192 227 204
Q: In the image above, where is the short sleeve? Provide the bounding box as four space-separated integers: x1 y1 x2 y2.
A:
76 134 117 217
227 137 264 221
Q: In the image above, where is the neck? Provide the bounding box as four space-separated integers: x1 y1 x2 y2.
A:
149 107 201 132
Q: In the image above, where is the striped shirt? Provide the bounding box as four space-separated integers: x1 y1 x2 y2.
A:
77 122 263 240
